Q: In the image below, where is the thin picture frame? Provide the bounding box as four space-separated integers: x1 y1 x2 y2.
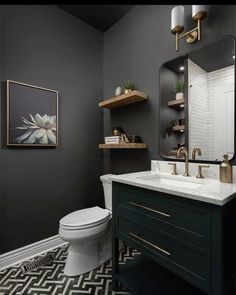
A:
7 80 59 147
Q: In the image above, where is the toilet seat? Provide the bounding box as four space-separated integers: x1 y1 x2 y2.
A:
60 206 110 230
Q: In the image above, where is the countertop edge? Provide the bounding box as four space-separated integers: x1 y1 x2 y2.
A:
110 177 236 206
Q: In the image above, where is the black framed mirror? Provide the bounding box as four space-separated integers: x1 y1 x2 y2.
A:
159 36 235 163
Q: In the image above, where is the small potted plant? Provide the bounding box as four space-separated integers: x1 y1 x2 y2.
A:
166 120 178 136
124 80 136 94
173 81 184 100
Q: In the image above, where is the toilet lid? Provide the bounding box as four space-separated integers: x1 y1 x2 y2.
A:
60 206 110 230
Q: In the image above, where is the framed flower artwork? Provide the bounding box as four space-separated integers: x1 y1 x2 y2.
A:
7 80 58 146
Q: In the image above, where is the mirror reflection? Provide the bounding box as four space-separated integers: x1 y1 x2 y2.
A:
160 36 235 162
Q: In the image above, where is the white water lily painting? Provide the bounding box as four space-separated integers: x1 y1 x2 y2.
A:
16 114 57 144
7 80 58 146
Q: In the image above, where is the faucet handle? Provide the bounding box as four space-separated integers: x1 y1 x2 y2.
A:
196 164 210 179
168 163 178 175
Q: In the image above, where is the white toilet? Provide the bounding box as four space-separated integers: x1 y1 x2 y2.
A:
59 174 113 276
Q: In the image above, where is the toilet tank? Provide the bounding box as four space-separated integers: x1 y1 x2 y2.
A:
100 174 114 211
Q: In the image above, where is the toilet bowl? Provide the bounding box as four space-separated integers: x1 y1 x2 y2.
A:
58 174 114 276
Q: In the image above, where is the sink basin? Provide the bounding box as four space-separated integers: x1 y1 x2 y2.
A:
137 174 208 190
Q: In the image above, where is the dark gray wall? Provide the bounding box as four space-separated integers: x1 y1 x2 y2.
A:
0 5 103 253
103 5 236 174
1 4 236 255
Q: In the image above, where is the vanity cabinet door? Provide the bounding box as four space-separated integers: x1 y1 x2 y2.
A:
112 182 236 295
116 215 210 293
114 182 211 250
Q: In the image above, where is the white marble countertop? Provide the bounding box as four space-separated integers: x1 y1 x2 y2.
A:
110 170 236 206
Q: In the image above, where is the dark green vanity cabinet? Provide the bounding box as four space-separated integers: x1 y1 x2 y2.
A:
112 182 236 295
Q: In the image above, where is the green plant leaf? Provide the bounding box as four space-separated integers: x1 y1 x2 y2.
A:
173 80 184 93
124 80 135 90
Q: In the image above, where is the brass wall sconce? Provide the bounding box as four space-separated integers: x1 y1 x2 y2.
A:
171 5 208 51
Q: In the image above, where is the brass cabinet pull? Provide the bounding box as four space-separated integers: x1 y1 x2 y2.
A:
129 232 171 256
129 201 170 218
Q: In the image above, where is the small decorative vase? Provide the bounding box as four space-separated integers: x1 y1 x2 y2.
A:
176 92 184 100
112 126 122 136
125 89 132 94
115 86 122 96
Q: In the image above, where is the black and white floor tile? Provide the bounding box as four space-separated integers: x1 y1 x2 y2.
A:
0 244 140 295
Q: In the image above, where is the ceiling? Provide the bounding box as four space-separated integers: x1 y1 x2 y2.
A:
188 36 235 72
58 5 135 32
164 36 235 74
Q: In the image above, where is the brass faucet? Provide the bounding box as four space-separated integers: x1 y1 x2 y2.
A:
192 147 202 160
177 147 191 177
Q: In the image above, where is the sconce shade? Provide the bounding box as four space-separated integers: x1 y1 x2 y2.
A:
171 6 184 33
192 5 208 21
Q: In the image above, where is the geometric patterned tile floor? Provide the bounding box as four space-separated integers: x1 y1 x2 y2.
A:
0 244 140 295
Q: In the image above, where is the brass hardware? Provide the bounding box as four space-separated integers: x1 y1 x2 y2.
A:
220 155 233 183
192 11 207 21
176 32 179 52
186 31 198 44
177 147 191 177
168 163 178 175
171 26 184 51
192 147 202 160
173 16 206 51
171 25 184 34
196 165 209 178
129 202 170 218
129 232 171 256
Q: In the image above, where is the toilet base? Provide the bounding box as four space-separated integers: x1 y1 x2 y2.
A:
64 242 98 276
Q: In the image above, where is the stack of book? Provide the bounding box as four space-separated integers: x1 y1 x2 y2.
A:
105 136 121 144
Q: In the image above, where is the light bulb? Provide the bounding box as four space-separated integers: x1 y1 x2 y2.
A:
171 6 184 33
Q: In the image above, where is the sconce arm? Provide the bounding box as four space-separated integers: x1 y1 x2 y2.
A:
175 19 201 51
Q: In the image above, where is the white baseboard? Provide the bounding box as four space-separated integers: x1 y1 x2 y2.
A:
0 234 67 271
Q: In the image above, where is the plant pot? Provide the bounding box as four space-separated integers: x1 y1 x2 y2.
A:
176 92 184 100
124 89 132 94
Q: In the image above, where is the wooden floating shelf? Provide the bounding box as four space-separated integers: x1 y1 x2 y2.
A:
99 143 147 149
99 90 147 109
168 98 184 109
173 125 185 132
